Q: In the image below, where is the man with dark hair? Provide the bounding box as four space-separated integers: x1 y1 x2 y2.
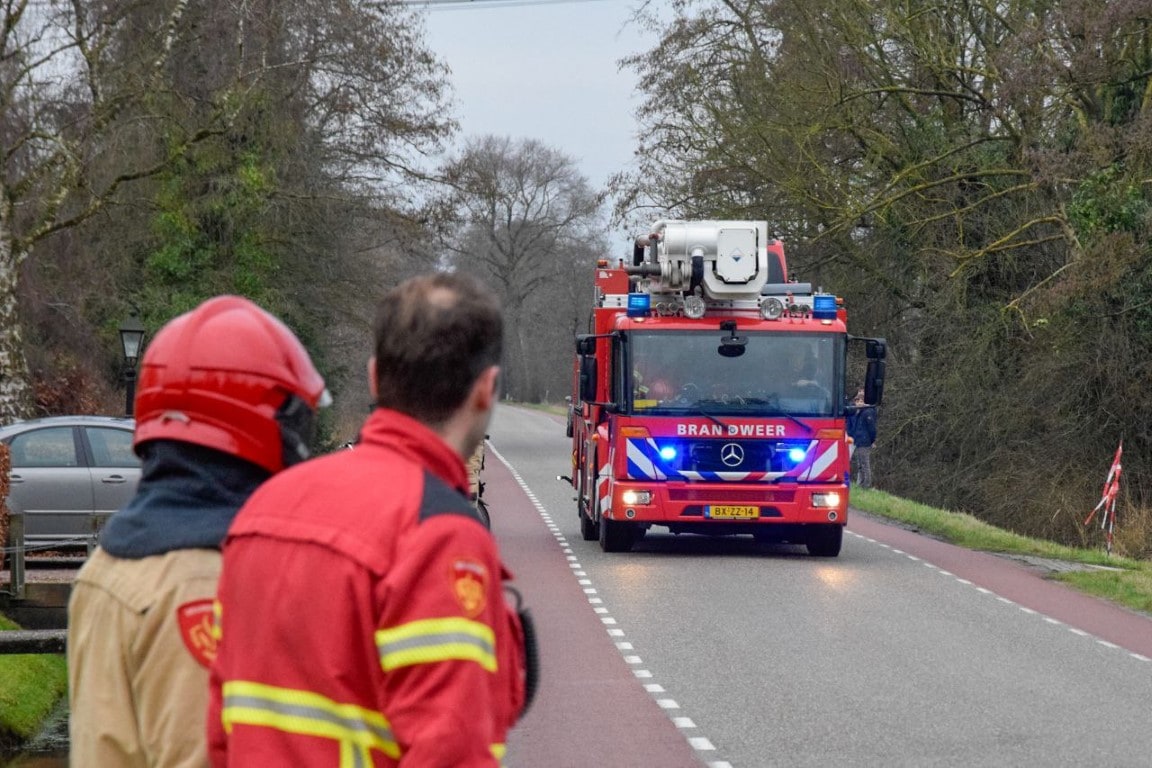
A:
849 387 878 487
208 272 531 767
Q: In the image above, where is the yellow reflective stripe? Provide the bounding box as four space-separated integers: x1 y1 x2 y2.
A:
341 739 373 768
491 742 506 759
376 617 497 673
211 600 222 641
221 680 399 759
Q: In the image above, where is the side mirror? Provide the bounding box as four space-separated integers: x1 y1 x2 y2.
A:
579 355 598 403
866 338 887 360
576 334 596 356
864 360 886 405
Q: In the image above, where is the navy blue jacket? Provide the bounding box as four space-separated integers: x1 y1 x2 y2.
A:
849 406 878 448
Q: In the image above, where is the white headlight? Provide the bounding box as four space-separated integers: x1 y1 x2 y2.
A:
621 489 652 505
812 492 841 508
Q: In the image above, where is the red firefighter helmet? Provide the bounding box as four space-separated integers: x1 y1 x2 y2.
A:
133 296 329 474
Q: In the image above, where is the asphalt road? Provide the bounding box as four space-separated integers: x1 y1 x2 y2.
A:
489 404 1152 768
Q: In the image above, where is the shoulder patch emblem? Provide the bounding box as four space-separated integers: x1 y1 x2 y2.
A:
451 558 489 618
176 599 218 669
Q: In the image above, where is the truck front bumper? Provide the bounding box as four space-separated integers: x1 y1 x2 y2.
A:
604 481 847 528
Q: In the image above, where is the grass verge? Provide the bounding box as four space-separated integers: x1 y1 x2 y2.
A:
850 487 1152 615
0 614 68 750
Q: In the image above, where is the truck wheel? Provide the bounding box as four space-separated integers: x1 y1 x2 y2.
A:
599 515 634 553
806 524 843 557
579 500 599 541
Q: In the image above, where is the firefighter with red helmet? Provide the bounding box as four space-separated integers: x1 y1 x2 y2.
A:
67 296 328 768
208 272 534 767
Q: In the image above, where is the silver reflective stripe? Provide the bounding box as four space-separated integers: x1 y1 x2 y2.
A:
378 631 494 657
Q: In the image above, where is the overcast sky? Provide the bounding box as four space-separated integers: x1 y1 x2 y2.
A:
420 0 668 249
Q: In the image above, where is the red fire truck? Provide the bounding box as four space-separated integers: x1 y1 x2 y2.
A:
565 219 886 556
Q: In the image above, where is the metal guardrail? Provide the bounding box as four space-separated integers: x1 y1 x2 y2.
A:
0 628 67 654
1 511 97 654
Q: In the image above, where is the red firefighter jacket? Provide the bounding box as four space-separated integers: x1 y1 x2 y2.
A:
207 409 526 767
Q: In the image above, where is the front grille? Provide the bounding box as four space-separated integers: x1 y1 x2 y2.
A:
667 439 804 474
669 488 795 503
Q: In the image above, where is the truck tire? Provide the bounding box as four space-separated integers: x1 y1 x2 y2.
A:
806 524 843 557
599 515 634 553
579 499 599 541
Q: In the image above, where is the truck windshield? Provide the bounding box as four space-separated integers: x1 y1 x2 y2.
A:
627 330 843 417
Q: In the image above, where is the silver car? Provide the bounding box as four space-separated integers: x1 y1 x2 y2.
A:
1 415 140 550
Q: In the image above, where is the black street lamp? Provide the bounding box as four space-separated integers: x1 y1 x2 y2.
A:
118 313 146 417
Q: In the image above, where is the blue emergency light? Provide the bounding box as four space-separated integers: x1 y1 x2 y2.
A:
787 447 807 464
812 294 838 320
659 445 678 461
627 293 651 317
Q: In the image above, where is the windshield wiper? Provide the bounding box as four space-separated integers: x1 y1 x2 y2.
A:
766 410 813 434
692 399 730 430
685 398 815 436
726 398 813 434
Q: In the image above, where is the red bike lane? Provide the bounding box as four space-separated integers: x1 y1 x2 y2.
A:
485 451 706 768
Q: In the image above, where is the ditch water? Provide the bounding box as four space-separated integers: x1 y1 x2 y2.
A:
1 756 67 768
1 560 73 768
0 700 68 767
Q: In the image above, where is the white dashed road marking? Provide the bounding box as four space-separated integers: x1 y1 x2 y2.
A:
845 529 1151 664
489 437 1150 768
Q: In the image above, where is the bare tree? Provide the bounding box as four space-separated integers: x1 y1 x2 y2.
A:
1 0 453 424
0 0 228 422
438 135 607 401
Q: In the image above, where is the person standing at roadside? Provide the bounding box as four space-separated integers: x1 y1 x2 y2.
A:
849 387 878 488
208 272 533 767
68 296 329 768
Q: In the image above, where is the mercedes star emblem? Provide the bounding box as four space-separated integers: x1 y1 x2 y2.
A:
720 442 745 467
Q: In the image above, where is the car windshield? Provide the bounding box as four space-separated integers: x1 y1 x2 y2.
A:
626 329 843 417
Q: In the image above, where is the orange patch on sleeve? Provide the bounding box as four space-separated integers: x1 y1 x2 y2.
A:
176 599 218 668
451 558 489 617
